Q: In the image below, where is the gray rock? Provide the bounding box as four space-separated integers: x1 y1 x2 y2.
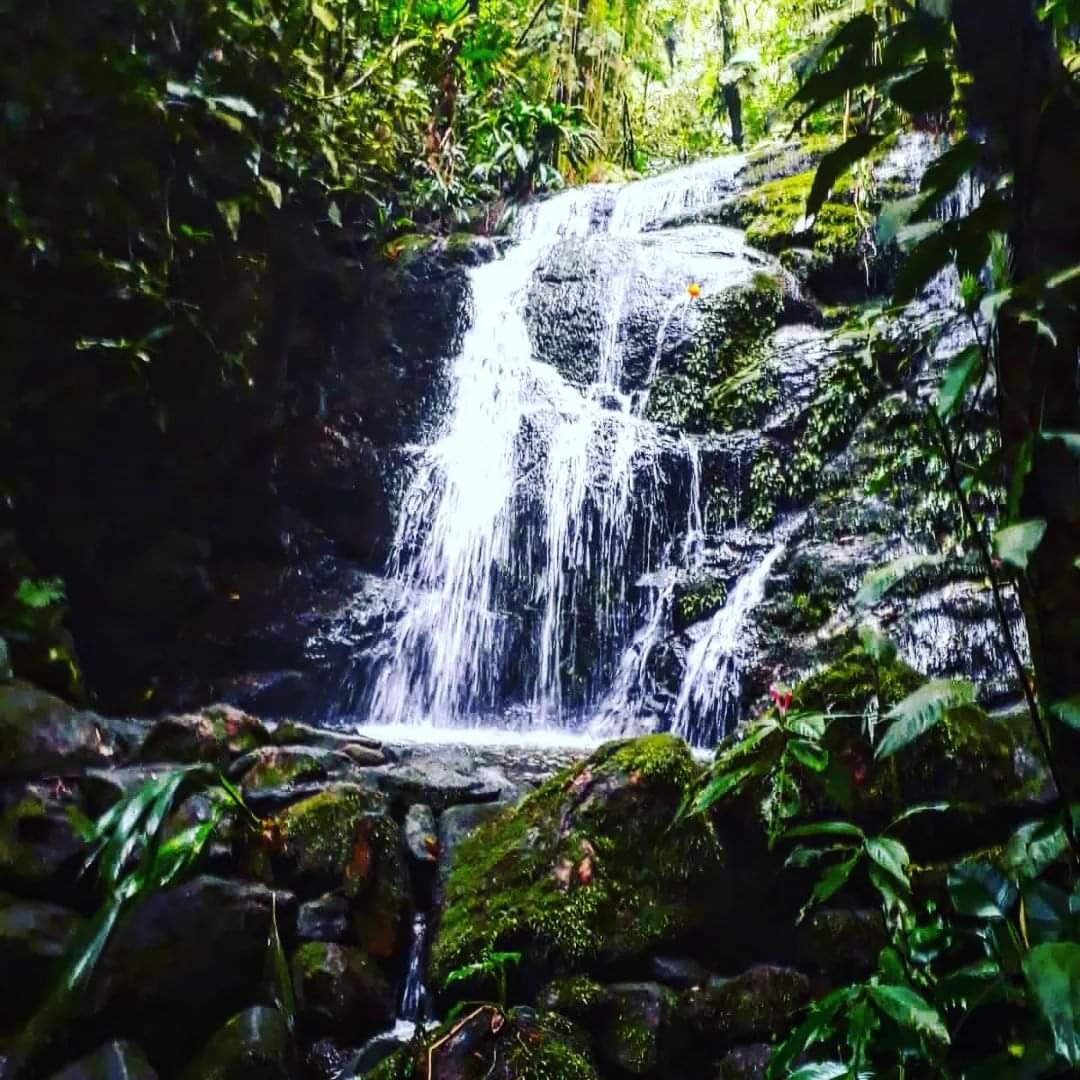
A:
93 876 297 1054
48 1041 157 1080
269 720 383 754
346 1027 415 1075
136 705 270 767
179 1006 290 1080
342 743 387 767
229 744 360 790
0 893 82 1022
298 895 352 945
0 682 124 777
404 803 437 866
0 637 11 682
359 761 503 813
598 982 676 1076
648 954 711 990
291 942 395 1038
304 1038 362 1080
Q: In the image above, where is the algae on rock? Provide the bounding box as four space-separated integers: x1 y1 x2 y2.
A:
430 735 725 989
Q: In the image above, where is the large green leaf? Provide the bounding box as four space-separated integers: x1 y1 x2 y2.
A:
868 983 950 1044
948 862 1018 919
935 344 983 420
921 138 980 197
1023 880 1080 946
865 836 910 888
993 519 1047 570
789 739 829 773
858 624 897 667
787 1065 848 1080
310 1 339 31
806 133 884 219
1023 942 1080 1065
854 553 945 608
889 60 953 113
875 680 978 759
785 820 866 840
766 987 858 1079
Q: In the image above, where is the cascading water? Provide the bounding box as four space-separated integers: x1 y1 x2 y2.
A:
671 541 788 746
398 913 429 1024
366 156 749 738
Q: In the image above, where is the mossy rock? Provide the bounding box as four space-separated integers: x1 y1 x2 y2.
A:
646 276 783 435
179 1007 290 1080
291 942 394 1038
0 784 87 895
597 982 677 1076
272 784 412 954
368 1007 599 1080
429 735 725 990
233 745 356 793
676 965 811 1045
137 705 270 767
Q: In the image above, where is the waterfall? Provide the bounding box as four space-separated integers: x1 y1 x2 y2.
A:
671 542 787 747
399 913 429 1024
366 157 746 733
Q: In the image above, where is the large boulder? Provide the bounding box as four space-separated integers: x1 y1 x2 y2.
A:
92 876 297 1056
290 942 395 1038
0 683 127 778
430 736 726 990
179 1006 291 1080
136 705 271 767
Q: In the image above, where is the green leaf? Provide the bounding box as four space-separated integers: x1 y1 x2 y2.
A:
692 758 768 814
209 95 258 118
785 843 855 869
876 195 926 247
785 821 866 840
15 576 65 609
868 983 950 1045
310 1 339 31
948 862 1018 919
259 177 283 209
217 200 241 242
1023 942 1080 1065
921 138 980 197
766 986 858 1079
889 60 953 113
875 680 977 759
855 553 945 607
993 519 1047 570
268 893 296 1032
936 959 1004 1007
1006 817 1072 880
802 851 861 918
980 287 1014 326
789 739 829 773
859 624 898 667
886 802 951 831
935 344 983 420
806 133 884 219
865 836 910 887
895 227 955 303
1049 698 1080 730
1007 434 1035 523
787 1065 848 1080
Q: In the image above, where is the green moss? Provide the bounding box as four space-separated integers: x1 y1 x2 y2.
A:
673 575 727 630
793 645 923 717
507 1012 599 1080
749 444 784 530
538 975 612 1017
646 276 783 434
430 736 724 987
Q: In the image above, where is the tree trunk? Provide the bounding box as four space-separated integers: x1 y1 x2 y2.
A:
717 1 743 149
952 0 1080 709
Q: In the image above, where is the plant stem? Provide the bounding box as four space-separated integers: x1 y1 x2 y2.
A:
929 411 1079 860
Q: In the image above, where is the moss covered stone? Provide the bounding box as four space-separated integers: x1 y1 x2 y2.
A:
291 941 395 1037
430 735 725 989
179 1006 289 1080
677 965 810 1045
137 705 270 767
536 975 614 1022
646 276 783 435
597 982 676 1076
